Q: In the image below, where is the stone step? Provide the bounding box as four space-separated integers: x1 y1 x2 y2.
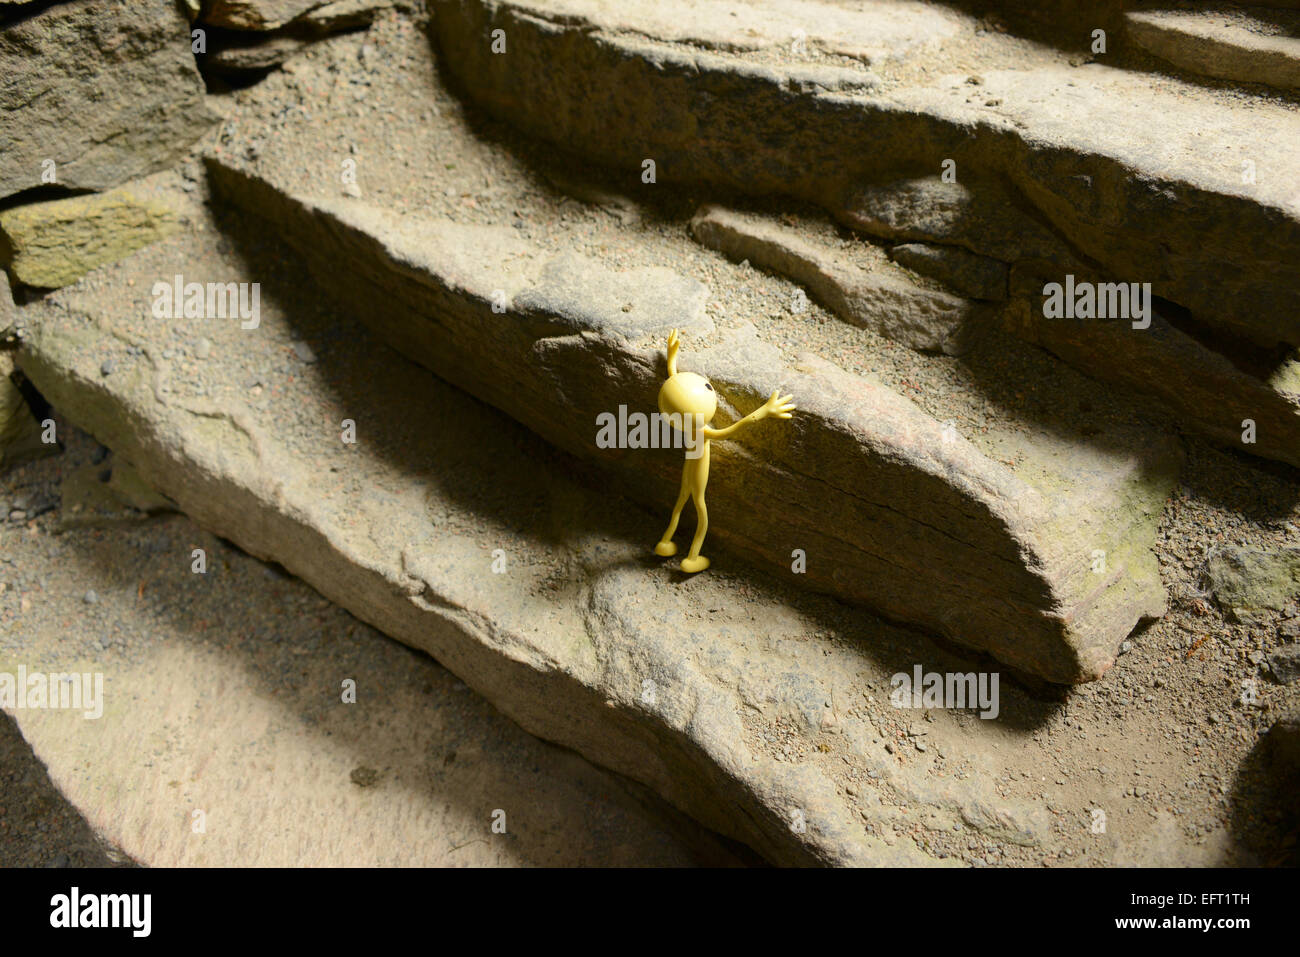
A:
195 15 1182 686
1126 5 1300 91
206 155 1176 686
429 0 1300 352
11 175 1075 865
3 7 1271 871
691 202 1300 468
689 204 983 356
2 425 744 867
1006 262 1300 469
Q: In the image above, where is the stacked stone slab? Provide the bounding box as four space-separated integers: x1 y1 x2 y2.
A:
428 0 1300 468
6 0 1295 869
13 182 1067 864
1126 5 1300 91
197 0 403 75
0 1 215 201
206 158 1176 685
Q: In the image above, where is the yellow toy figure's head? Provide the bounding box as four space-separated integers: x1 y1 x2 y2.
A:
659 371 716 433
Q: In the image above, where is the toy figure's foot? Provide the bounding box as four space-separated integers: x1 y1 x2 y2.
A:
680 554 710 573
654 540 678 557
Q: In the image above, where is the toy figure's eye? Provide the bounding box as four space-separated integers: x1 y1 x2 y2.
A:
705 383 714 391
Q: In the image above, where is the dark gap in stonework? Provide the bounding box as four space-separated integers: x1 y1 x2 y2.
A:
1157 295 1297 382
193 19 380 93
6 368 54 432
0 185 98 218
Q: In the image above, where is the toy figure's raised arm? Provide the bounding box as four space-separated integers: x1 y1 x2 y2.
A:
703 390 795 439
666 328 680 377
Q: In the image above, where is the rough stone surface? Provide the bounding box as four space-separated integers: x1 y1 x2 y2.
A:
207 34 314 73
1006 263 1300 470
7 7 1292 870
889 242 1008 301
429 0 1300 348
431 0 1300 469
15 181 1246 864
204 0 329 30
1270 645 1300 685
202 0 400 74
207 157 1177 685
690 205 979 355
3 428 743 866
1126 6 1300 91
58 458 174 529
0 186 180 289
501 0 964 64
1205 545 1300 621
839 177 1073 267
1271 355 1300 396
14 210 972 866
202 0 398 31
0 1 216 201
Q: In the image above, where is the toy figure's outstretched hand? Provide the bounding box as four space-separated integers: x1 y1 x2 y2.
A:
666 328 681 376
760 390 796 420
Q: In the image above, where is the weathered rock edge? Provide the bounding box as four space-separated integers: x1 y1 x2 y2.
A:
0 1 216 201
1125 8 1300 92
17 307 944 868
207 157 1175 684
428 0 1300 349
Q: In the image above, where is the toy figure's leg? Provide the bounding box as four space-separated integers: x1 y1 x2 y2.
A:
680 454 711 573
654 469 691 556
680 491 710 573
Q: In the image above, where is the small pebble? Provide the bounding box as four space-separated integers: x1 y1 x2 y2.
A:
83 590 98 604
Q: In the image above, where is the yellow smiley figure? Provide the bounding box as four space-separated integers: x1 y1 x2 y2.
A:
654 328 796 573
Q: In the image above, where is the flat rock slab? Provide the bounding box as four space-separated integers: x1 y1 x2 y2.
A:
1006 263 1300 470
1 431 740 866
207 157 1177 685
429 0 1300 348
0 186 180 290
12 180 1109 865
1126 6 1300 91
487 0 964 64
0 1 216 201
888 243 1008 302
690 204 979 355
